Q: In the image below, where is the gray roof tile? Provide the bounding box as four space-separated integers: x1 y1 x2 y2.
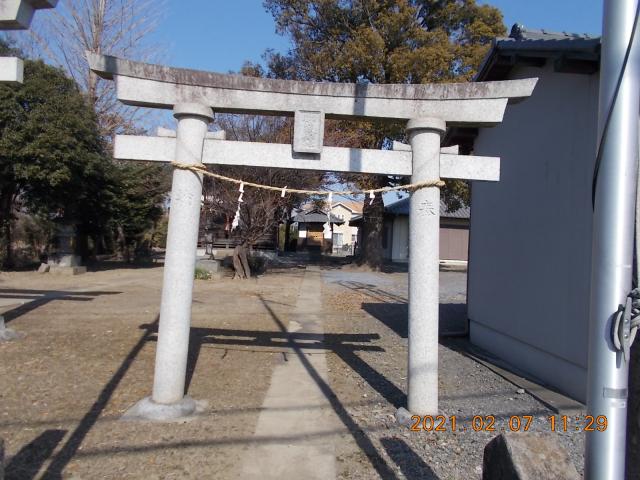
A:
294 210 344 224
475 23 601 81
384 198 470 219
509 24 598 42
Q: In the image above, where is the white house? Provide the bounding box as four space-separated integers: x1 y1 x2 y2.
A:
329 201 362 254
455 25 601 402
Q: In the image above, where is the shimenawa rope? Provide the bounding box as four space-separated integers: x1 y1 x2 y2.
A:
171 161 445 195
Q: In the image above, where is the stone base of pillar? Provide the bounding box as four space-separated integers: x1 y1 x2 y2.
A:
48 254 86 275
0 329 20 342
49 266 87 276
121 396 205 422
50 254 82 267
0 316 21 342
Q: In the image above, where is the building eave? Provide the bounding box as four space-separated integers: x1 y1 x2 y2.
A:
447 24 601 150
475 25 601 83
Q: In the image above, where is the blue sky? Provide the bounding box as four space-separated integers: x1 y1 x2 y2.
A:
149 1 605 204
152 1 604 74
479 0 602 38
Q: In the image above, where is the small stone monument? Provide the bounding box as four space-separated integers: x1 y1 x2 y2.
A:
48 222 86 275
482 433 580 480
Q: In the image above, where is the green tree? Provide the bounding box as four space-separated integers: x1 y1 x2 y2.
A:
0 40 169 268
109 162 171 262
0 42 112 268
263 0 506 268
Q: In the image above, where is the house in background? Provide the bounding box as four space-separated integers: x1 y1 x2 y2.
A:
349 197 470 263
293 209 344 254
451 25 601 402
381 198 470 263
329 200 362 255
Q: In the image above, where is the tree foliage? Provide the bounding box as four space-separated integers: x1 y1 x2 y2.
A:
0 40 168 268
265 0 504 83
262 0 506 268
0 50 108 267
109 162 171 261
12 0 165 136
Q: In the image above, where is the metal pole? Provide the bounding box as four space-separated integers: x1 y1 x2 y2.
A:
585 1 640 478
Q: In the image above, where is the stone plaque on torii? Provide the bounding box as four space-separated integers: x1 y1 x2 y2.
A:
88 53 536 420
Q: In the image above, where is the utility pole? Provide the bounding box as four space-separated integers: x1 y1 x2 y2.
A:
585 0 640 478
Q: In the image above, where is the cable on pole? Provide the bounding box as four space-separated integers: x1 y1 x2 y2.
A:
591 0 640 208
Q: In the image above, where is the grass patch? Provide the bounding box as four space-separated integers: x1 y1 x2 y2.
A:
194 266 211 280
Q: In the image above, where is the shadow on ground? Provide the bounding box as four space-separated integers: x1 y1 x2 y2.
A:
9 314 412 478
362 303 467 337
5 430 67 480
0 289 121 325
335 279 467 336
3 270 453 478
30 317 159 479
380 437 440 480
257 296 404 479
182 322 406 410
178 297 418 479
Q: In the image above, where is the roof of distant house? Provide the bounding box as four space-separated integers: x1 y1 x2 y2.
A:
349 198 469 224
293 210 344 224
384 198 470 219
475 24 601 81
331 200 363 214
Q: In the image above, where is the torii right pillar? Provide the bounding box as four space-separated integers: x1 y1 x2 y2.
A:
407 117 446 415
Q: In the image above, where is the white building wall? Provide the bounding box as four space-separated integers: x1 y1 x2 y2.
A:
330 204 359 246
391 216 409 262
469 62 600 402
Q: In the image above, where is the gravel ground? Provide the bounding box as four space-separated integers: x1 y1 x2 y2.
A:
321 267 585 479
0 263 586 479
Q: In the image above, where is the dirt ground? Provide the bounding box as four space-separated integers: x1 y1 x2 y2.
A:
0 263 585 479
0 265 305 479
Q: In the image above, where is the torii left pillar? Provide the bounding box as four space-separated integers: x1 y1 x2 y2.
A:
125 103 213 420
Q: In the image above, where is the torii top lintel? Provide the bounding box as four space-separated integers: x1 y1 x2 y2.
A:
88 53 537 127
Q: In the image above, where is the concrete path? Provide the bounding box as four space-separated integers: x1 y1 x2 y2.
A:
240 266 342 479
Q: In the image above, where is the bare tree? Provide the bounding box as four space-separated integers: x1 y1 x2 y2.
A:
9 0 165 136
3 1 168 262
204 113 325 278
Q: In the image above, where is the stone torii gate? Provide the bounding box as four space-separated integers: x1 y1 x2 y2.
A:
0 0 58 83
88 53 536 420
